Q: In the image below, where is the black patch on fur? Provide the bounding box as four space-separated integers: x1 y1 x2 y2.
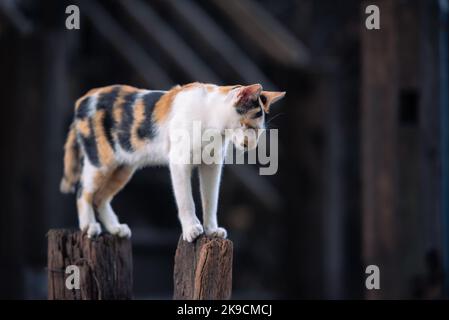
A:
97 87 120 149
97 86 120 111
252 108 264 119
103 110 115 149
236 107 247 115
236 98 260 116
76 96 91 119
137 91 164 140
118 92 138 151
71 133 81 175
260 95 267 105
78 120 100 167
76 181 83 199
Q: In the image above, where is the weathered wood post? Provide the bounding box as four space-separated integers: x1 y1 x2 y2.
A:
47 229 133 300
173 235 233 300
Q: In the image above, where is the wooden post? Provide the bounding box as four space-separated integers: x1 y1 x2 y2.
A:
47 229 133 300
173 235 233 300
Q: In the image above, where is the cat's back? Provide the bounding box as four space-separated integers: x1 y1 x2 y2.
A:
72 84 167 167
74 84 165 119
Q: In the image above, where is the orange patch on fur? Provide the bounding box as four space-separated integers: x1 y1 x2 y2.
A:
77 118 90 137
119 85 141 95
94 110 114 166
78 191 94 205
111 86 139 137
153 85 182 123
219 85 241 95
94 169 108 184
62 124 80 189
93 166 134 207
182 82 202 90
205 84 216 92
112 98 123 122
95 85 118 95
131 97 146 149
112 102 123 142
240 118 258 129
90 169 114 206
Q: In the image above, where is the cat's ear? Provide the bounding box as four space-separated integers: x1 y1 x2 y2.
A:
236 84 263 105
260 91 286 114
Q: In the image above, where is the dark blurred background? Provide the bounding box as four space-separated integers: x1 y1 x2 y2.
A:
0 0 448 299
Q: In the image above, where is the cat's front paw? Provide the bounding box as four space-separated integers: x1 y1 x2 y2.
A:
84 222 102 238
205 227 228 239
110 224 132 238
182 223 204 242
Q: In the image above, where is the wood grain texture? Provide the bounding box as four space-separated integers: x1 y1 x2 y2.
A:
47 229 133 300
173 235 233 300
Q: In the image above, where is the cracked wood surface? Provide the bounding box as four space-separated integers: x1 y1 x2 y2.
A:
173 235 233 300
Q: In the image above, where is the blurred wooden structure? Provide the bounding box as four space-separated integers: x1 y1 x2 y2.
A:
174 235 233 300
47 229 133 300
361 0 444 298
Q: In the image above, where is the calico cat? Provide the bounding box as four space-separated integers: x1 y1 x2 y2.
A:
60 83 285 242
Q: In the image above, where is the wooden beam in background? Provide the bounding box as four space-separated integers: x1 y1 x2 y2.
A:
121 0 220 83
0 0 33 34
210 0 310 68
81 1 173 88
164 0 275 89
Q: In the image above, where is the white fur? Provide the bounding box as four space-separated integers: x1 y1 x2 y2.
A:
78 159 103 238
97 201 131 238
164 86 243 241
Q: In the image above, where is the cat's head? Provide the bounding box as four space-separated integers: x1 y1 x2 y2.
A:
230 84 286 151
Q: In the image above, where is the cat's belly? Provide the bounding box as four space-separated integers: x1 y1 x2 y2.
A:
114 139 169 168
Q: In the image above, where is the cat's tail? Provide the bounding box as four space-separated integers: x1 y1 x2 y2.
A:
60 122 81 194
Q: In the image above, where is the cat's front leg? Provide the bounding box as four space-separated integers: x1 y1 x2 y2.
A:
169 162 204 242
199 163 227 239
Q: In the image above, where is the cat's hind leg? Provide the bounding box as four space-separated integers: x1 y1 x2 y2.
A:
77 160 103 238
93 165 135 238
